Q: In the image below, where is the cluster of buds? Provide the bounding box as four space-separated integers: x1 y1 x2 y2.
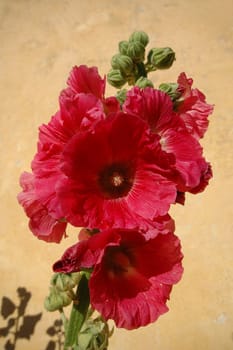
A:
44 272 81 312
107 31 176 91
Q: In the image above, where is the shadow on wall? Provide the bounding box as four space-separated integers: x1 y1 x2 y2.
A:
0 287 64 350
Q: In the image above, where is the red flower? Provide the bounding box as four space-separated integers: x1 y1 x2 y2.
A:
32 93 104 217
53 228 183 329
18 66 120 240
17 172 67 243
31 66 115 223
176 72 214 139
57 112 177 230
123 86 212 194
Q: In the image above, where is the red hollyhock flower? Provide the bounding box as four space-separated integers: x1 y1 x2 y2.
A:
176 72 214 139
17 172 67 243
31 66 115 223
57 112 177 230
53 228 183 329
31 93 104 220
18 66 120 241
123 86 212 194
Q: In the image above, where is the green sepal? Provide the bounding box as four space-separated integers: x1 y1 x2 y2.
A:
159 82 181 101
116 89 127 105
44 286 72 312
51 272 81 292
135 77 154 88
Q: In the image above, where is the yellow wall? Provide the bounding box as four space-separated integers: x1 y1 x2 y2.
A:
1 1 232 349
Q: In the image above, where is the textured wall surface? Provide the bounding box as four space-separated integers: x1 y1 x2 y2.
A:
0 1 233 349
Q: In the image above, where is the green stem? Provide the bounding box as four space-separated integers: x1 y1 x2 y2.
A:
64 273 90 349
59 308 68 332
144 61 157 73
136 62 147 79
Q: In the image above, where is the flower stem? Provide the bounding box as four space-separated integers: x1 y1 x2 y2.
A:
64 272 90 349
59 308 68 332
136 62 147 78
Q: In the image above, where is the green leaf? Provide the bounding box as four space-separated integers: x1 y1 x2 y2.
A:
78 333 93 349
64 273 90 348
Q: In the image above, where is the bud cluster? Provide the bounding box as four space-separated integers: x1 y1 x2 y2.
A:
107 31 152 90
107 31 176 92
44 272 81 312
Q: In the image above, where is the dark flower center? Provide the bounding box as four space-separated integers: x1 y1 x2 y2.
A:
105 246 132 277
98 163 135 199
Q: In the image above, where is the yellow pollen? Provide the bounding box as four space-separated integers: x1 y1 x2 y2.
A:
112 173 124 187
159 136 167 151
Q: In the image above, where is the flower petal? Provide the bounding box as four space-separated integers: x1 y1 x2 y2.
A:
18 172 66 243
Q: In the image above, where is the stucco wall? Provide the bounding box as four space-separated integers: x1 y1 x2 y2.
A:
0 1 232 349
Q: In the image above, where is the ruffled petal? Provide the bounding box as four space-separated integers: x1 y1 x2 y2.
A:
17 172 66 243
88 229 183 329
67 65 106 99
177 72 214 139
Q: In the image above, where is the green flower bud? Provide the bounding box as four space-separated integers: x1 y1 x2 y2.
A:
129 31 149 47
127 41 145 63
51 272 81 292
107 69 126 88
148 47 176 69
111 54 134 75
135 77 154 88
118 40 129 55
71 272 81 285
159 82 181 101
44 287 72 312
